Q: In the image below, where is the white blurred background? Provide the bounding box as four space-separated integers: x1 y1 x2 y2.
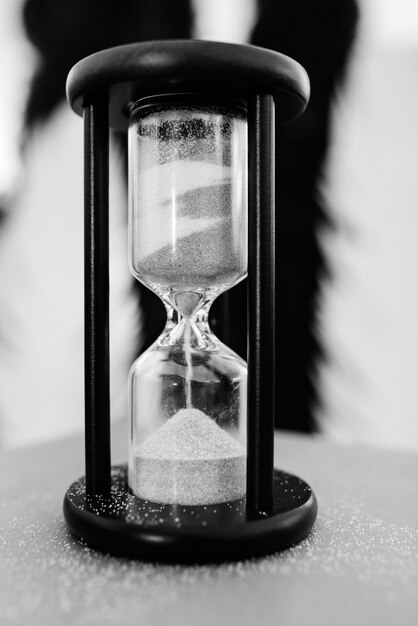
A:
0 0 417 450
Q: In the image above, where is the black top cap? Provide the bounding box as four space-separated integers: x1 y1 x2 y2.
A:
66 39 310 131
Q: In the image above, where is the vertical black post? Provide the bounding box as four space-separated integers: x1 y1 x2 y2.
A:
247 92 276 514
84 95 111 495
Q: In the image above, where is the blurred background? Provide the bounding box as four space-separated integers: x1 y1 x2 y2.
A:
0 0 417 450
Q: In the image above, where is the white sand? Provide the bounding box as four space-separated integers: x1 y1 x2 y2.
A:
134 160 229 259
130 408 246 505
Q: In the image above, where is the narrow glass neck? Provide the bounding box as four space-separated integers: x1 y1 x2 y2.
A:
159 302 217 350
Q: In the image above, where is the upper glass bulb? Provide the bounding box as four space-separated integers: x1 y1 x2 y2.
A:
129 96 247 316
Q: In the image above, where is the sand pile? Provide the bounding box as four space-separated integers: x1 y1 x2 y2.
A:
130 408 246 505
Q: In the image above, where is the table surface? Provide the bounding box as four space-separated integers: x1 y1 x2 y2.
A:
1 424 417 626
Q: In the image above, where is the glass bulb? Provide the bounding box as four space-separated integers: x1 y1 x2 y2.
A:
127 96 247 510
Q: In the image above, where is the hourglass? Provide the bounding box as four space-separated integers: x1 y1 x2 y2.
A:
128 95 248 509
63 40 317 562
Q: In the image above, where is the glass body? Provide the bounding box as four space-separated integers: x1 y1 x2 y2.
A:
128 96 247 508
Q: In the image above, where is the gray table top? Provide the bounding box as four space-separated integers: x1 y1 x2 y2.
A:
1 424 417 626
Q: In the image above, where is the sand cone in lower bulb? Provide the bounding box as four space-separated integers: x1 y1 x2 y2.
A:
131 408 246 506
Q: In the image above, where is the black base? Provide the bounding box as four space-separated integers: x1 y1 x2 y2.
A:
63 465 317 563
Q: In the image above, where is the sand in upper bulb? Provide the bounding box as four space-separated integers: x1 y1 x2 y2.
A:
131 408 246 506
